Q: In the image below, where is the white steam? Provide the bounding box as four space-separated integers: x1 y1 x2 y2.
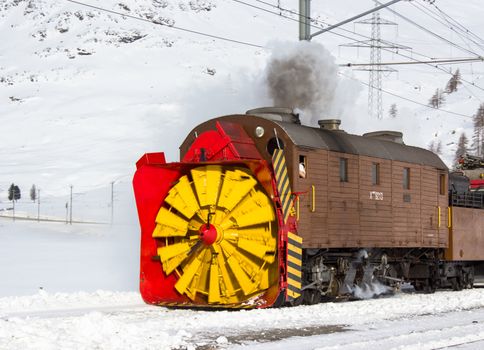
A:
265 41 361 126
352 282 393 299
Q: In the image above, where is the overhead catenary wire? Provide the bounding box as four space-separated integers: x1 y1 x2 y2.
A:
339 72 474 119
65 0 264 48
410 1 484 55
430 2 484 47
375 0 482 58
341 57 484 67
240 0 484 90
247 0 411 53
67 0 484 103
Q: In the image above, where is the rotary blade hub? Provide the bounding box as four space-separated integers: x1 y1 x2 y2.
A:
199 224 218 245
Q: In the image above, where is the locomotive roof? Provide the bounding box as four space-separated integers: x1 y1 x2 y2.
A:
275 121 448 170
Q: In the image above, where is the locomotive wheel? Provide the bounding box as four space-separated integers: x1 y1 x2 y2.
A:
153 165 278 306
303 289 321 305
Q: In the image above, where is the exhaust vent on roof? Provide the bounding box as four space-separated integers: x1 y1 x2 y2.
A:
246 107 301 124
318 119 341 131
363 131 404 144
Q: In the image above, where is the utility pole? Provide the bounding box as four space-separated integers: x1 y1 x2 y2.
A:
12 197 15 222
65 202 68 224
37 189 40 222
69 185 73 225
110 181 114 225
299 0 311 41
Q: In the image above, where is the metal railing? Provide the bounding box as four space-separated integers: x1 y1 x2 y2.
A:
449 191 484 209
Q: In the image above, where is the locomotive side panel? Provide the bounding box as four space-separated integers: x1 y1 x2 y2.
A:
438 171 449 247
326 152 361 247
421 166 437 247
358 156 393 247
292 149 329 247
420 166 448 247
446 207 484 261
391 161 424 247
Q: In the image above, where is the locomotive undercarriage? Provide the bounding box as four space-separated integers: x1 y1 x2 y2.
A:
294 248 479 305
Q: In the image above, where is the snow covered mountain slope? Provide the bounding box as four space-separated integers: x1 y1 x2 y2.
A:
1 0 483 206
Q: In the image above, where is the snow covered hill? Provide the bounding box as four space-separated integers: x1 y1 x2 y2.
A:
1 0 483 207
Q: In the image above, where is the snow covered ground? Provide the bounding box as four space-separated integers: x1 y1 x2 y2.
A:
2 220 484 349
2 287 484 349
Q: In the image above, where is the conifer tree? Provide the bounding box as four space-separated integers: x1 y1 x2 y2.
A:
454 132 469 166
13 185 21 201
30 184 37 202
8 183 14 201
446 69 461 93
429 89 445 108
8 184 20 201
472 103 484 157
389 103 397 118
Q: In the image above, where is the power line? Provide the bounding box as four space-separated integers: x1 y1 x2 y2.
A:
65 0 264 49
239 0 484 95
68 0 484 100
430 2 484 48
411 1 484 54
340 72 473 119
341 57 484 67
375 0 482 58
250 0 409 52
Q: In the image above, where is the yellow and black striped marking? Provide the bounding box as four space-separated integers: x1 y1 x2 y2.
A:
272 149 292 224
286 231 303 300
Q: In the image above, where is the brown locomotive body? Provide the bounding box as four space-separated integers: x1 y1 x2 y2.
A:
182 111 451 249
180 108 484 299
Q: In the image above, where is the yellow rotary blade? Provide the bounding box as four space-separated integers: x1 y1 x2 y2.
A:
217 169 257 211
153 165 279 306
258 267 271 290
174 250 204 298
153 208 189 237
237 238 269 260
193 249 211 294
220 190 275 229
208 255 221 303
213 244 237 301
164 175 200 219
191 165 223 207
226 255 256 296
163 250 191 275
157 242 194 264
220 240 258 295
225 228 276 264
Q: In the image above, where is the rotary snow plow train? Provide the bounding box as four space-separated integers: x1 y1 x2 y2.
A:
133 107 484 309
